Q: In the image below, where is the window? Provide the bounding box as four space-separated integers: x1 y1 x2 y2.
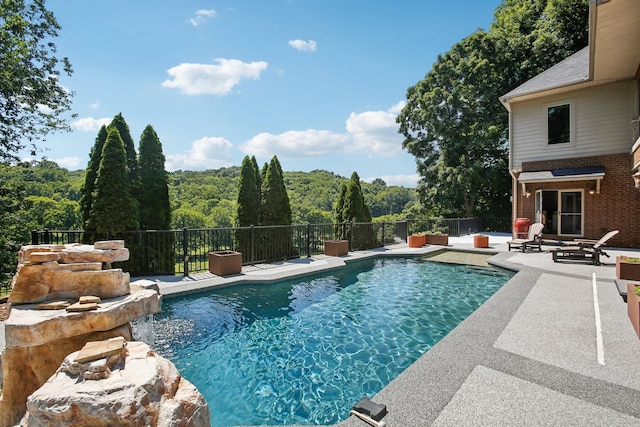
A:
547 102 572 145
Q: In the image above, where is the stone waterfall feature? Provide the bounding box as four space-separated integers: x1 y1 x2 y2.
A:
0 241 209 427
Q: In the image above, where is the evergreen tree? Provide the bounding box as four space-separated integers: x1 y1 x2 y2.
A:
261 156 291 226
88 128 138 236
138 125 173 274
259 156 293 260
334 182 347 239
235 156 262 259
138 125 170 230
79 125 107 235
340 172 376 248
236 156 261 227
108 113 140 225
341 172 370 223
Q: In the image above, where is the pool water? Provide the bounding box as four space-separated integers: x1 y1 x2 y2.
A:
153 256 513 426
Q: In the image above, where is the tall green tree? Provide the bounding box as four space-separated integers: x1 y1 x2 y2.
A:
259 156 293 261
79 125 107 232
397 0 589 218
108 113 140 225
235 155 262 258
88 128 138 236
138 125 170 230
341 172 371 223
261 156 292 226
0 0 74 161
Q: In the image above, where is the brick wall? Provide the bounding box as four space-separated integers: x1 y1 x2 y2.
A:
515 153 640 248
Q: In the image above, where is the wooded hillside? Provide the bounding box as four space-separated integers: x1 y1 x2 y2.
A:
2 160 416 237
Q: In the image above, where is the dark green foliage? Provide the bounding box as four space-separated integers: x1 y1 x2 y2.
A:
0 163 27 290
235 156 262 258
109 113 140 225
79 126 107 232
89 128 139 236
336 172 376 247
235 156 261 228
138 125 173 274
139 125 170 230
0 0 74 161
258 156 294 261
398 0 589 219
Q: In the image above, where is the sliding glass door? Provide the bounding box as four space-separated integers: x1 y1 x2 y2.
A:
535 189 583 236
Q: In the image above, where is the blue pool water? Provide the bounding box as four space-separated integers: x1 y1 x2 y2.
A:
153 256 513 426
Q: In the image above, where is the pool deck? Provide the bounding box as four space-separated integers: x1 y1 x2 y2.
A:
143 233 640 427
4 234 640 426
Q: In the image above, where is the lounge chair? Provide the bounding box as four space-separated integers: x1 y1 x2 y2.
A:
549 230 619 265
507 222 544 252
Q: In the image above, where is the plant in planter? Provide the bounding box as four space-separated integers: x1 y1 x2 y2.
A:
627 283 640 339
617 256 640 281
407 232 427 248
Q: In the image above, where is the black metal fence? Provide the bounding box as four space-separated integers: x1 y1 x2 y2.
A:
30 218 484 277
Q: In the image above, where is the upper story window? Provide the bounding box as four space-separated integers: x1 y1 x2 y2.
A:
546 102 573 145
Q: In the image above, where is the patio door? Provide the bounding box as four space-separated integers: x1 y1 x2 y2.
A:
559 191 582 236
535 189 582 236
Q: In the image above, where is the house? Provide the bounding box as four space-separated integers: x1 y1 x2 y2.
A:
499 0 640 248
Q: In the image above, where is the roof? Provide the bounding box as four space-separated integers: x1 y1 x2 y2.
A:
518 165 605 183
500 47 590 103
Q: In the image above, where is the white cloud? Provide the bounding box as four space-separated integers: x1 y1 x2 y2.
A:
162 59 268 95
190 9 217 26
345 105 403 157
288 39 317 52
165 136 233 171
71 116 111 132
241 130 350 157
54 156 83 170
90 100 100 110
363 174 419 188
239 102 405 159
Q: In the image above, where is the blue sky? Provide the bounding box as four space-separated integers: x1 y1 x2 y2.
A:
38 0 502 187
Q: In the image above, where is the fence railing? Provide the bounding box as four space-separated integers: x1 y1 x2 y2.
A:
30 218 483 277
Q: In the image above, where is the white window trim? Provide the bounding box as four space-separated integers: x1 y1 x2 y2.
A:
557 188 584 238
543 99 576 147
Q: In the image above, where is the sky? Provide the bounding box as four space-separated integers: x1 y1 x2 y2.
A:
36 0 502 187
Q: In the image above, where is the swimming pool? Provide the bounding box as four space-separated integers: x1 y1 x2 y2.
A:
153 256 513 426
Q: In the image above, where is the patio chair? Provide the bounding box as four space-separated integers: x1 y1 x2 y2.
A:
549 230 619 265
507 222 544 252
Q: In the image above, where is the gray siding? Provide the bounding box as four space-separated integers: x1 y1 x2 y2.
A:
510 80 636 170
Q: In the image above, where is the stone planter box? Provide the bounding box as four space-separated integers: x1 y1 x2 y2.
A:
426 234 449 246
208 251 242 276
407 234 426 248
474 235 489 248
324 240 349 256
616 256 640 281
627 283 640 339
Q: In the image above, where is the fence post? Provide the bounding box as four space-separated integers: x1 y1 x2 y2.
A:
182 227 189 277
43 228 50 244
381 222 386 247
250 225 255 265
349 221 354 250
306 223 311 258
31 230 38 245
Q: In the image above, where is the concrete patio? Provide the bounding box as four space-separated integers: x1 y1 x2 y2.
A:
3 233 639 426
143 233 640 427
